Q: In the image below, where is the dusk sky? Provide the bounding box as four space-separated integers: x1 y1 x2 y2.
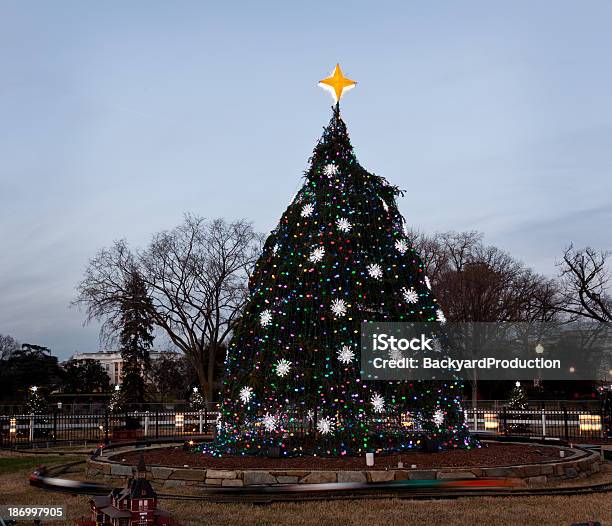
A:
1 1 611 360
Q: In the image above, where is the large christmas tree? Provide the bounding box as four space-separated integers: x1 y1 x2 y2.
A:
211 65 472 457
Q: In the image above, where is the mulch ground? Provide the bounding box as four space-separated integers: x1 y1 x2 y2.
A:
110 443 566 471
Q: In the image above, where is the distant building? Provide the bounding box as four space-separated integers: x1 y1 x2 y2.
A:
69 350 179 386
77 456 182 526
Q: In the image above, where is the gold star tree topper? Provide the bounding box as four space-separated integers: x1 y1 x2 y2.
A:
318 64 356 103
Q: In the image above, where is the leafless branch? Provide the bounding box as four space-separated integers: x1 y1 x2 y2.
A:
555 244 611 322
74 215 262 401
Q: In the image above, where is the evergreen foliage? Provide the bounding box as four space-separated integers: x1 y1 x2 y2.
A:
61 359 110 393
119 271 154 405
211 108 471 456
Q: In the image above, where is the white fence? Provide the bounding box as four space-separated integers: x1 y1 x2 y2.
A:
464 407 607 440
0 406 608 447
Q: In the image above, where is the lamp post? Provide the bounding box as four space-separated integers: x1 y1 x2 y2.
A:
28 386 39 443
53 401 62 444
534 344 544 388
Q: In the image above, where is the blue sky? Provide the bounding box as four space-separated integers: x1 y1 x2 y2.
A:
1 1 611 359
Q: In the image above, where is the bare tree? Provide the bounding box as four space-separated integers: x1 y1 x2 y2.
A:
406 229 483 283
410 231 559 406
556 245 611 322
411 231 547 322
75 215 262 402
0 334 19 361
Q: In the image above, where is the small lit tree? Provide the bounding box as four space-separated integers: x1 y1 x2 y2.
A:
506 381 530 434
508 381 528 410
189 387 206 411
599 384 612 439
108 385 125 414
25 385 47 415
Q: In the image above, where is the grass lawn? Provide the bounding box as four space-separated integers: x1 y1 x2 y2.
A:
0 454 85 474
1 452 611 526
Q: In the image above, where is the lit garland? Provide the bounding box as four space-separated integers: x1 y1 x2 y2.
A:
203 106 474 457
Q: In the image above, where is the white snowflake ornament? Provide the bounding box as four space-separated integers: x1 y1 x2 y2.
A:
337 345 355 364
367 263 383 279
260 309 273 327
323 163 338 177
336 217 352 233
309 246 325 263
371 393 385 413
436 309 446 324
331 298 347 317
433 409 445 427
275 358 292 377
239 386 253 404
402 287 419 304
389 348 403 361
317 416 334 435
395 239 409 254
301 203 314 217
262 413 279 432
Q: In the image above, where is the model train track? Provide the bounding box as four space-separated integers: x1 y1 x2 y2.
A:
28 460 612 502
155 481 612 503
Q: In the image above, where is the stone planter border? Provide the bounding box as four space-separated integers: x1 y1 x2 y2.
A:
86 442 603 489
